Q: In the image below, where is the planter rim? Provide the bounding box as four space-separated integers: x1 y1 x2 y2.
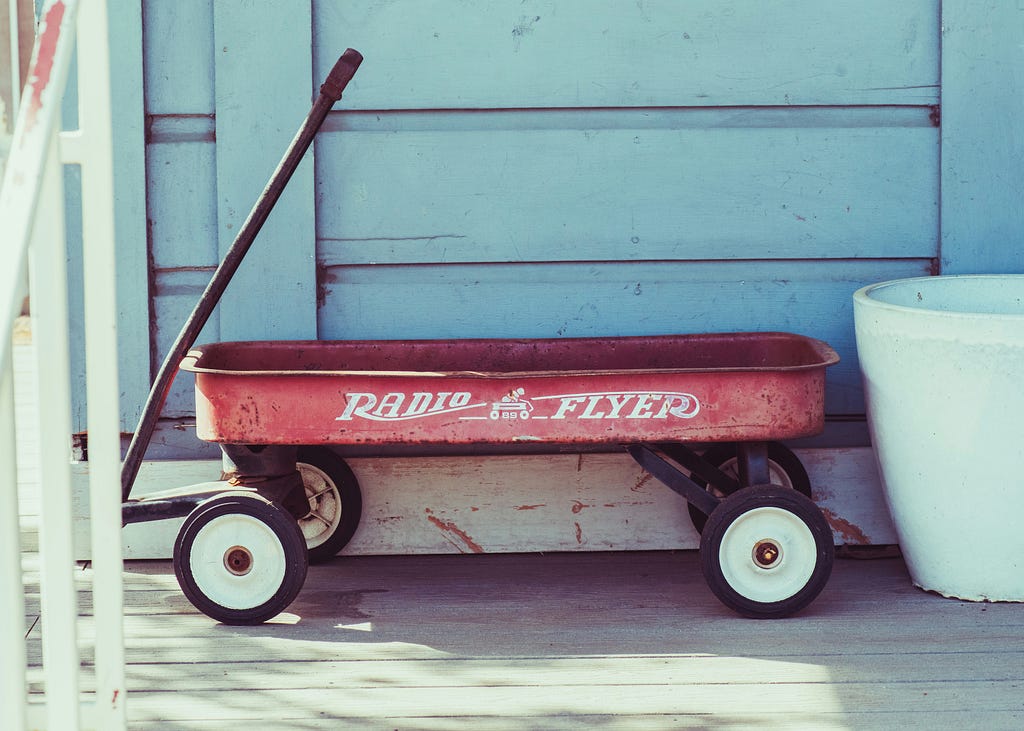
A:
854 274 1024 321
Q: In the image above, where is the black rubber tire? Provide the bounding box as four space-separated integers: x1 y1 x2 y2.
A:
296 446 363 564
688 442 811 534
699 485 834 619
173 492 308 625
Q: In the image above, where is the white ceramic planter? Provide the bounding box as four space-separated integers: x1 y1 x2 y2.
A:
853 275 1024 601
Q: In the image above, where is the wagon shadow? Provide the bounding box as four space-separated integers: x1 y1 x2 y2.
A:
231 550 914 657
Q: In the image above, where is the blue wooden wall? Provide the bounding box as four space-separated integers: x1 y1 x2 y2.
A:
90 1 1024 455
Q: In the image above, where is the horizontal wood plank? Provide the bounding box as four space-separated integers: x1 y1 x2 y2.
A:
313 0 939 109
315 118 938 264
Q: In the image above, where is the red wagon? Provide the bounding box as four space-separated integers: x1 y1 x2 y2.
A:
126 332 839 623
119 50 841 624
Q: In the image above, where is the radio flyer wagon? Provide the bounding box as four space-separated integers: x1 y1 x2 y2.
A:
120 50 841 624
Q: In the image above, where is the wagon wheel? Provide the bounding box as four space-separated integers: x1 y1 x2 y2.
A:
296 446 363 564
174 492 308 625
687 442 811 534
699 485 834 619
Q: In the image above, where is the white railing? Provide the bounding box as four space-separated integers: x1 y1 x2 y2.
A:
0 1 126 729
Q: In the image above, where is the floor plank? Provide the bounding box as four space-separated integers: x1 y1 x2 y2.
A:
106 711 1024 731
48 652 1024 693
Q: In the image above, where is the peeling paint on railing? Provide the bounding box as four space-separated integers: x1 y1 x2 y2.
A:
23 2 66 138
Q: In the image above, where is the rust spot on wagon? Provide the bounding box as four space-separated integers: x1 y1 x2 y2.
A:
424 508 484 554
632 472 654 492
820 507 870 545
571 500 592 514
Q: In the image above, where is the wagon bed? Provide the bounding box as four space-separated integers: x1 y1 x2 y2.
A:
182 332 838 450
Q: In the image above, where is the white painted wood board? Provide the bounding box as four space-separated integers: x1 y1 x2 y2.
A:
75 448 896 560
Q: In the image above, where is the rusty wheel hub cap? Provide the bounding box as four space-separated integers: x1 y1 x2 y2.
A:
224 546 254 576
753 540 782 569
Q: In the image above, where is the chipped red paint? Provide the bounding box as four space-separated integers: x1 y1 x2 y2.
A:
24 1 67 136
820 507 870 545
570 500 591 514
574 522 583 544
514 504 546 511
631 473 654 492
424 509 484 554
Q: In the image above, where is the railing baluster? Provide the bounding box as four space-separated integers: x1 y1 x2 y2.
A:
76 0 126 723
30 126 81 731
0 360 27 731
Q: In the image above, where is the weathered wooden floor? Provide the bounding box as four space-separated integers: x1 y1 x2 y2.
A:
21 546 1024 730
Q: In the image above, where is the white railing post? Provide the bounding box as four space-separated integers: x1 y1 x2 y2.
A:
75 0 127 723
0 357 27 731
29 123 81 731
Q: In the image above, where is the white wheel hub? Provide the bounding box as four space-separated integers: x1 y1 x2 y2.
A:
297 462 342 549
718 506 816 603
189 513 287 610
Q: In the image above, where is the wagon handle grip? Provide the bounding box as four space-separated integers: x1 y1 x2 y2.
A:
321 49 363 102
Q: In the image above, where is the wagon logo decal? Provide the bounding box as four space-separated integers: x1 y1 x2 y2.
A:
335 391 486 422
335 388 700 422
531 390 700 420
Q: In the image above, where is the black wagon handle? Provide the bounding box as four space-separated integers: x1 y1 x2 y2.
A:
120 49 363 502
321 48 364 101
